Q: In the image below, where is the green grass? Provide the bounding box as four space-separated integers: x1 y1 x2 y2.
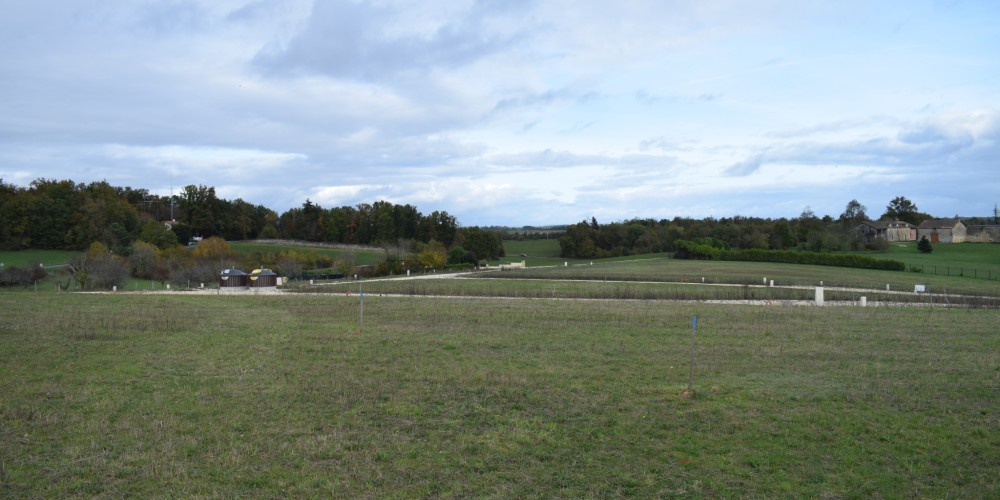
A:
851 242 1000 279
0 250 82 268
228 242 383 266
485 257 1000 298
1 292 998 497
500 238 1000 284
502 239 563 259
299 276 999 306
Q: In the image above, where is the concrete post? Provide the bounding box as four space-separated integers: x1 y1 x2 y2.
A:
860 296 867 307
815 287 824 306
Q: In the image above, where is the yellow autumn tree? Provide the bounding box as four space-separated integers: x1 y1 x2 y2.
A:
191 236 233 260
417 239 447 269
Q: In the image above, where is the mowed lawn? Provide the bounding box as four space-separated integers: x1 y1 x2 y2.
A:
856 241 1000 279
1 292 997 497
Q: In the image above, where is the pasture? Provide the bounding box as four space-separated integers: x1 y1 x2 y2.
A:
501 238 564 261
855 241 1000 279
229 241 383 267
0 249 81 268
2 284 999 497
471 256 1000 300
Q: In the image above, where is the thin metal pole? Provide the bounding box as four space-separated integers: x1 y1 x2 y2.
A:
688 315 697 393
359 280 364 332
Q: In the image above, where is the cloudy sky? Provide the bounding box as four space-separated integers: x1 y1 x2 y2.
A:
2 1 999 226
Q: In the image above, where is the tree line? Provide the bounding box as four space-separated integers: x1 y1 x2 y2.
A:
0 177 508 290
558 197 935 259
0 179 276 252
0 178 488 253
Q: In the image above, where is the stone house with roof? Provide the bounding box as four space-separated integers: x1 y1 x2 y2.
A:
917 218 967 243
855 220 917 242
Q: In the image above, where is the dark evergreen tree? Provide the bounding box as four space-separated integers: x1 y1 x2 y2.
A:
917 235 933 253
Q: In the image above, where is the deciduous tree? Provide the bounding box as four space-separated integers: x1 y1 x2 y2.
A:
882 196 923 225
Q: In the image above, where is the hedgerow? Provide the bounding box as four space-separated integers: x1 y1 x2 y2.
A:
674 240 905 271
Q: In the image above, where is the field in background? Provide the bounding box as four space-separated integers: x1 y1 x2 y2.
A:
502 238 563 260
0 249 81 268
302 276 999 307
481 257 1000 298
1 292 997 497
228 242 383 266
854 241 1000 279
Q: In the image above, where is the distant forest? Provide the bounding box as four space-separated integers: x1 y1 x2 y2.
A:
554 197 964 259
1 178 987 263
0 178 463 252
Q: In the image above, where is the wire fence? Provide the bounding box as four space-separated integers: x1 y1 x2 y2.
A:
908 265 999 281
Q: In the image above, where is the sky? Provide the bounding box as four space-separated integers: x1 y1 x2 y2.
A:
2 0 999 226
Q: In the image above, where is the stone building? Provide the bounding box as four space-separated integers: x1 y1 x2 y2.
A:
916 218 967 243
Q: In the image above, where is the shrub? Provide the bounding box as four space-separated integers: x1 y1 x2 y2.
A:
447 246 468 265
335 252 356 276
0 266 35 287
68 242 129 290
917 236 933 253
169 261 217 287
864 238 889 251
276 255 303 280
128 241 159 279
88 255 130 290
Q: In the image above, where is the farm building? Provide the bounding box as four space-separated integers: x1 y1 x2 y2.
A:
917 218 967 243
965 225 1000 243
219 268 248 291
248 268 278 292
855 220 916 242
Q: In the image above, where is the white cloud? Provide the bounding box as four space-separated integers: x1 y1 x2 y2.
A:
1 0 999 224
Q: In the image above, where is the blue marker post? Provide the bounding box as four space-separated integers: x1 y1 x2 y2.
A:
359 281 364 333
688 315 697 394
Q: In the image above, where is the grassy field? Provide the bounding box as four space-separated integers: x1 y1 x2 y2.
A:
1 292 997 497
502 239 563 259
482 257 1000 298
0 249 81 268
855 242 1000 279
229 242 383 267
300 276 1000 307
